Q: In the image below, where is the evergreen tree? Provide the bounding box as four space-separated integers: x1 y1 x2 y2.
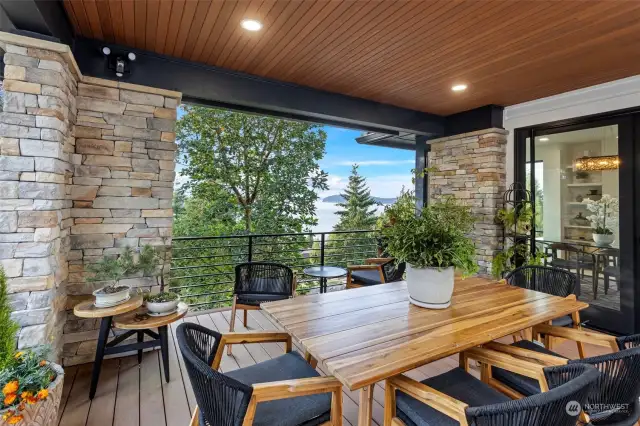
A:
334 165 379 231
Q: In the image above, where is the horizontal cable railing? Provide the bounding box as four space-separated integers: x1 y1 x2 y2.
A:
170 230 378 310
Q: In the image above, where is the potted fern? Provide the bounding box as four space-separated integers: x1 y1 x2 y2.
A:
88 246 157 308
381 196 478 309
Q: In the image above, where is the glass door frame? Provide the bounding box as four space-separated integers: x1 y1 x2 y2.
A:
514 111 638 335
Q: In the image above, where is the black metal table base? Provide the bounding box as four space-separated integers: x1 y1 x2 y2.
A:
89 316 170 399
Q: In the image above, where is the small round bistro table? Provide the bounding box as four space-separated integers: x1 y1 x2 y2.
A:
73 296 188 399
303 266 347 293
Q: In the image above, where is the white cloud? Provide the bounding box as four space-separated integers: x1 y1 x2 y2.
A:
331 159 414 166
319 173 413 199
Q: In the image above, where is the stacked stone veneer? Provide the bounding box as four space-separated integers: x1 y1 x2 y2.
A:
0 33 180 366
428 128 507 275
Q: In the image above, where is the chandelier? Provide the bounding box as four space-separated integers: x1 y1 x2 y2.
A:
574 155 620 171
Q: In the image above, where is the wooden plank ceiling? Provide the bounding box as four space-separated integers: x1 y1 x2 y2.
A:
63 0 640 116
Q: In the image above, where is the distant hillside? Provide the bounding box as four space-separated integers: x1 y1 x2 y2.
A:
322 195 397 204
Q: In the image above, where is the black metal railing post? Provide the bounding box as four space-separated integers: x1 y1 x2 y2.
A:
247 235 253 262
320 233 325 267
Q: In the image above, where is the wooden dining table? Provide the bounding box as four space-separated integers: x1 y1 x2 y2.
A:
261 276 588 426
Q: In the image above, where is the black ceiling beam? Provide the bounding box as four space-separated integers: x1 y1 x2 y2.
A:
0 0 73 45
72 37 445 136
444 104 504 137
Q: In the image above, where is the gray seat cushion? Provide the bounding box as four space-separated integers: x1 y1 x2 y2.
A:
396 367 510 426
491 340 566 397
351 270 383 286
236 293 290 306
552 315 574 327
225 352 331 426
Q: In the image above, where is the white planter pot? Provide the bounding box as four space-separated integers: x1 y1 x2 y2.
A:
592 233 615 246
93 285 131 308
406 265 454 309
146 297 180 315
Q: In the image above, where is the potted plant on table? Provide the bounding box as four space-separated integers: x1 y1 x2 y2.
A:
140 242 181 316
0 268 63 426
584 194 618 246
381 195 478 309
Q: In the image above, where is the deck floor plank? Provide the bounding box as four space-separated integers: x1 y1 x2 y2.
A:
58 309 612 426
86 359 119 426
113 356 140 426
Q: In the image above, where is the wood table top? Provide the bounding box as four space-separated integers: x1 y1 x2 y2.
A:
73 294 143 318
261 277 588 391
113 302 189 329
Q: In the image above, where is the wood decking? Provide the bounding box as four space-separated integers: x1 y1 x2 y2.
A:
56 309 608 426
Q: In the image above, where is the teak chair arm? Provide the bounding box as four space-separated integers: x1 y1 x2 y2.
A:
482 341 569 366
365 257 393 265
462 346 566 393
347 264 383 271
385 374 469 426
211 332 292 370
243 377 343 426
532 324 619 352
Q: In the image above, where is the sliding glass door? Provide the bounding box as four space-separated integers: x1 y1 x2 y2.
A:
515 114 636 335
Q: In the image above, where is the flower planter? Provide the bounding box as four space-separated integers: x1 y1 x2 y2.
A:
93 285 131 308
145 296 180 315
1 363 64 426
593 233 615 247
406 265 454 309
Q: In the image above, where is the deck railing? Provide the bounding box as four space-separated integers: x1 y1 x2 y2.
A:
169 230 378 309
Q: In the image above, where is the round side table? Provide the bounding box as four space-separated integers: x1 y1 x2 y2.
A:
113 302 189 383
303 266 347 293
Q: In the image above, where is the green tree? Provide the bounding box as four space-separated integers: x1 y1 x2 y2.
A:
0 268 19 368
334 165 379 231
176 107 328 234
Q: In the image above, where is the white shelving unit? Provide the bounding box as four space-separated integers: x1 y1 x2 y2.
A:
566 183 603 187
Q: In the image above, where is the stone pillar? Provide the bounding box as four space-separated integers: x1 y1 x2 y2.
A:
0 32 180 366
0 36 79 358
63 78 180 366
427 128 507 276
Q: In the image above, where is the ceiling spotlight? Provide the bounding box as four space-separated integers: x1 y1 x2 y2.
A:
102 46 111 56
540 137 549 141
241 19 263 31
128 52 137 61
451 84 467 92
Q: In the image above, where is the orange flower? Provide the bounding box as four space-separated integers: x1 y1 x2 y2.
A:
2 410 14 421
13 352 23 360
19 391 31 400
25 395 37 405
2 381 18 396
36 389 48 400
39 360 47 367
4 393 17 406
17 401 25 411
7 414 24 424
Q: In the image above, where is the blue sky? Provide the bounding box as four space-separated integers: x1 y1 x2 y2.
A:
319 126 414 199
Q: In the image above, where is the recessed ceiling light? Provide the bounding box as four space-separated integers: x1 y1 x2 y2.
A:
540 137 549 141
241 19 262 31
451 84 467 92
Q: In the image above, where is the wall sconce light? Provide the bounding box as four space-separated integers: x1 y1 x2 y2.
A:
574 155 620 171
102 46 136 78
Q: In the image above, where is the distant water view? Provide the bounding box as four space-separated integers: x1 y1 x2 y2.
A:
312 199 391 233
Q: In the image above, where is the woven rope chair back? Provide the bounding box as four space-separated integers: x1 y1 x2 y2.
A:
568 341 640 424
466 364 599 425
234 262 294 297
177 323 252 426
382 259 406 282
505 265 577 297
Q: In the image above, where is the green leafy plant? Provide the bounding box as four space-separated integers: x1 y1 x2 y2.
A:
87 246 159 294
1 346 56 422
144 292 179 303
496 204 533 234
381 195 478 276
491 243 545 279
0 268 19 371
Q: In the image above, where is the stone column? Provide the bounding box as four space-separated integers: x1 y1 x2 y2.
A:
0 35 79 358
63 78 180 366
427 128 507 276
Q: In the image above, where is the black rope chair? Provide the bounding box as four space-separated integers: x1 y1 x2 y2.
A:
386 362 599 426
346 257 406 288
488 329 640 426
505 265 584 356
177 322 342 426
229 262 295 354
